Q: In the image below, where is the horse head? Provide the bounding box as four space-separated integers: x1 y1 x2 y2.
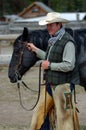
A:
8 27 76 83
8 27 50 83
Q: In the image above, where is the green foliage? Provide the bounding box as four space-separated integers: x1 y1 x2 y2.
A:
50 0 83 12
0 0 86 18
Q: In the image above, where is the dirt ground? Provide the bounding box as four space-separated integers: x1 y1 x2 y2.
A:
0 66 86 130
0 44 86 130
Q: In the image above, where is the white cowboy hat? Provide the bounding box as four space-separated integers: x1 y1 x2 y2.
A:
39 12 69 25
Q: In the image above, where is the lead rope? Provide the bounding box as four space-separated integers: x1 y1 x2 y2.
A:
21 81 38 92
16 63 41 111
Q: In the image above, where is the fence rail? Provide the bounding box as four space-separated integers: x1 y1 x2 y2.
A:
0 34 20 65
0 34 20 41
0 54 11 66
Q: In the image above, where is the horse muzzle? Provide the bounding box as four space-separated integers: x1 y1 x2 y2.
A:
8 72 21 83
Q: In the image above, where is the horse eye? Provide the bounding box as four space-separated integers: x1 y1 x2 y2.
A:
18 40 22 43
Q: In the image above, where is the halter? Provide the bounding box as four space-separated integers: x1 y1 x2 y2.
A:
15 40 42 111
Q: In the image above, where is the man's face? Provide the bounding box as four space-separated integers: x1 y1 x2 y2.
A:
47 22 60 36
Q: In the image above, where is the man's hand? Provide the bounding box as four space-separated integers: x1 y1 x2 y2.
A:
41 60 50 70
26 43 38 52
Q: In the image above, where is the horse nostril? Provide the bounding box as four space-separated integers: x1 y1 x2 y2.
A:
9 75 17 83
10 78 17 83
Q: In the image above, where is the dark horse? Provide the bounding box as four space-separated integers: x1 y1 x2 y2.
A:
8 27 86 89
8 28 51 130
8 28 50 82
73 29 86 88
8 27 86 130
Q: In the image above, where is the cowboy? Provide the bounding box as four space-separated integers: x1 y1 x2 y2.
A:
26 12 79 130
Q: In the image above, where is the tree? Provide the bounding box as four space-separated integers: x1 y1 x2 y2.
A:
49 0 83 12
82 0 86 11
0 0 86 18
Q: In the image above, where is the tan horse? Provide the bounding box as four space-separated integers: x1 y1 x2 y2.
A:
29 83 79 130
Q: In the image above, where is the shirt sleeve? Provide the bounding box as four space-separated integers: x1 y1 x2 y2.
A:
36 48 46 60
50 41 75 72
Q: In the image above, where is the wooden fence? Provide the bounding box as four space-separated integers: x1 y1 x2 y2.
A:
0 34 19 52
0 34 20 65
0 34 20 41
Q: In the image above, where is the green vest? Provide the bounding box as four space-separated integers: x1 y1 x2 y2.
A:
44 32 79 85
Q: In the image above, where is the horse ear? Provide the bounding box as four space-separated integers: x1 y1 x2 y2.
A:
22 27 29 41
